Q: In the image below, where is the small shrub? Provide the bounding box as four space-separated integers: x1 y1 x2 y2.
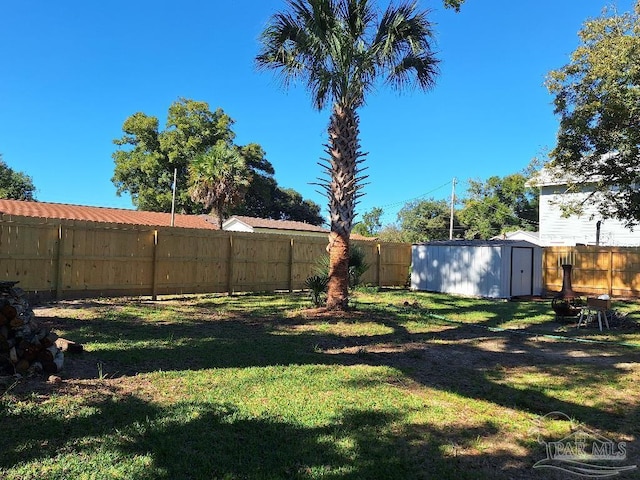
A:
313 244 371 290
347 244 370 288
304 274 329 307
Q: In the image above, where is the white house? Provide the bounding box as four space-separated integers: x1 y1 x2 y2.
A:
222 215 329 237
527 167 640 247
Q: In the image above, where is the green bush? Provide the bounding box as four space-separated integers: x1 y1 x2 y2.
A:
304 274 329 307
347 244 370 288
304 244 371 306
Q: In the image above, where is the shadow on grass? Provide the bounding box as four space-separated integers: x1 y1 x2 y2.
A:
22 292 640 478
0 387 488 479
43 294 640 423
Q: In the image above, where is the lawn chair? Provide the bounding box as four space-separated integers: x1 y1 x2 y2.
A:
577 297 611 331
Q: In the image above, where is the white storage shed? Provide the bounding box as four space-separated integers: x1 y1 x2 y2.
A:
411 240 543 299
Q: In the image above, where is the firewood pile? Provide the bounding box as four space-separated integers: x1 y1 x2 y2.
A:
0 281 64 375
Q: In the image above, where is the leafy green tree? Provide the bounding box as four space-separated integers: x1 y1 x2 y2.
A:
546 1 640 225
0 156 36 201
232 166 325 225
353 207 383 237
273 188 325 224
112 98 233 213
377 224 406 243
397 199 459 242
458 174 538 239
112 98 321 223
188 142 251 228
444 0 465 11
257 0 440 309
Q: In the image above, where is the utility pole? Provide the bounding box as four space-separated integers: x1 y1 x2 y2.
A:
449 177 457 240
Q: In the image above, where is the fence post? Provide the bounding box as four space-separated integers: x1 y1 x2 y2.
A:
376 243 382 287
227 234 234 295
288 238 294 292
608 249 614 297
151 230 159 300
55 224 65 300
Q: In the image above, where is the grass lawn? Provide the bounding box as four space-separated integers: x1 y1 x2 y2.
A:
1 289 639 479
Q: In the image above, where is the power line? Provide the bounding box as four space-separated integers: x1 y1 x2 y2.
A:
376 180 453 211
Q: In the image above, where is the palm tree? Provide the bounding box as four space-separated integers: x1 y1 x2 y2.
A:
188 141 251 228
257 0 439 309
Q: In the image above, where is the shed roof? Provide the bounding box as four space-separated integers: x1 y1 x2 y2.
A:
413 239 541 248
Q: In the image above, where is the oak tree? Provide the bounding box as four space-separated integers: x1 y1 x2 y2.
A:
546 2 640 225
112 98 322 223
0 155 36 201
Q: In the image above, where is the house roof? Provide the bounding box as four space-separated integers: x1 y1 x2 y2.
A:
491 230 543 245
527 153 622 187
0 199 219 230
526 166 579 187
223 215 376 241
0 200 379 241
224 215 328 233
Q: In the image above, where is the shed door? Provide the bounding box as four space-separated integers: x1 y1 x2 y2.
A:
511 247 533 297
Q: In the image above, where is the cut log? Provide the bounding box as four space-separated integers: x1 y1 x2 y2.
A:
43 351 63 374
9 346 18 364
0 336 9 352
53 350 64 371
33 328 50 343
15 359 30 375
38 345 59 364
1 305 17 320
23 343 42 362
9 317 24 328
55 338 83 354
41 332 59 348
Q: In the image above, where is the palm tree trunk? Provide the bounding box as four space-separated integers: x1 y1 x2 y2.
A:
327 231 349 309
325 104 362 310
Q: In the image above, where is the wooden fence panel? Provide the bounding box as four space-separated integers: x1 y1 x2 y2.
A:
0 215 413 299
544 246 640 297
289 236 325 290
154 228 230 295
0 216 58 291
230 233 292 292
354 241 379 286
59 223 156 297
380 243 412 287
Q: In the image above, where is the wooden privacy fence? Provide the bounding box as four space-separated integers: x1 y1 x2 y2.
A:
0 215 411 300
544 246 640 297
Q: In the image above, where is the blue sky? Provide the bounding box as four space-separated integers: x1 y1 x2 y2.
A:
0 0 634 226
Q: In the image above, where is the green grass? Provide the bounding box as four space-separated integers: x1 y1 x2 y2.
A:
1 290 639 479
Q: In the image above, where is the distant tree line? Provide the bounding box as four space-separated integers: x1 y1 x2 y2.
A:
353 172 539 242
